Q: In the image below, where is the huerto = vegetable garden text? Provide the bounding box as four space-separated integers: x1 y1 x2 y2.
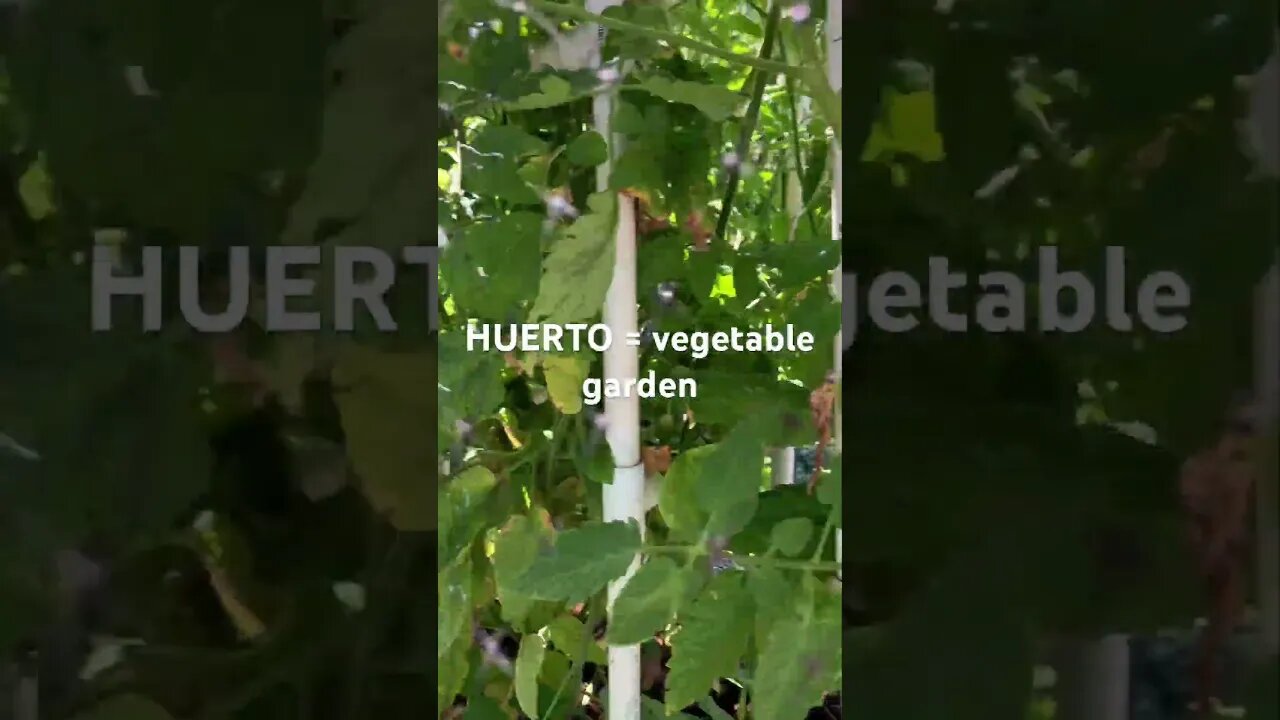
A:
466 322 819 404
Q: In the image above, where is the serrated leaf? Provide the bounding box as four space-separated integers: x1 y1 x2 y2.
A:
541 354 590 415
546 614 606 665
69 694 173 720
747 565 792 643
462 144 543 204
658 446 714 541
439 629 471 715
768 517 814 557
439 466 498 566
528 192 617 323
492 513 551 627
752 601 841 720
665 572 752 713
515 633 548 719
511 521 641 603
694 417 770 537
438 552 473 660
438 332 506 447
443 214 543 320
635 77 742 121
606 556 693 645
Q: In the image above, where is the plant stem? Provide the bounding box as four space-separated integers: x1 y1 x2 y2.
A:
643 544 840 573
777 41 819 237
713 0 781 242
521 0 799 77
810 507 837 563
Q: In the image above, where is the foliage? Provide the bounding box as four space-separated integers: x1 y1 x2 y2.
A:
0 0 1273 718
436 0 844 718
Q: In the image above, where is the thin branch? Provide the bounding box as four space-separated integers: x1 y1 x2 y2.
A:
777 40 819 237
713 0 781 242
520 0 799 77
644 544 841 573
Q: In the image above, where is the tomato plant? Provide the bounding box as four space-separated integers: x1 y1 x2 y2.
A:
0 0 1275 719
437 1 843 718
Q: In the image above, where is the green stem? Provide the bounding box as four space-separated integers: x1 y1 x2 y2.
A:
546 600 594 717
777 41 819 237
713 0 781 242
643 544 840 573
521 0 799 77
810 507 837 564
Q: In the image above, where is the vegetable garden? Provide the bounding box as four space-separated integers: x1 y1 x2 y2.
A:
0 0 1277 719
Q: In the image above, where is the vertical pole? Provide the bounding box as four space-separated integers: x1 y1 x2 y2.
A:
828 0 843 579
589 4 643 720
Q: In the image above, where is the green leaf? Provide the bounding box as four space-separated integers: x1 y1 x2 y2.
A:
768 517 814 557
546 614 606 665
438 332 506 447
634 78 742 121
665 572 753 713
69 694 174 720
515 633 548 719
511 521 641 603
566 130 609 167
579 441 617 485
439 630 470 714
746 565 793 653
752 599 841 720
462 144 543 204
815 463 841 521
528 192 618 323
658 446 714 542
443 213 543 320
471 124 548 159
492 512 551 628
333 342 436 531
541 354 591 415
438 552 473 660
439 466 499 566
17 156 54 220
695 416 772 537
643 696 700 720
607 556 695 645
507 74 575 110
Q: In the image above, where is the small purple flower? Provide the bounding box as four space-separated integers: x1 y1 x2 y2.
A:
784 3 811 22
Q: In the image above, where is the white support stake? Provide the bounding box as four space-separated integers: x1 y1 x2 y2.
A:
588 2 643 719
828 0 843 579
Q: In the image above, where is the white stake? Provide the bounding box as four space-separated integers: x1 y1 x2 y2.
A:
828 0 843 580
588 2 643 719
